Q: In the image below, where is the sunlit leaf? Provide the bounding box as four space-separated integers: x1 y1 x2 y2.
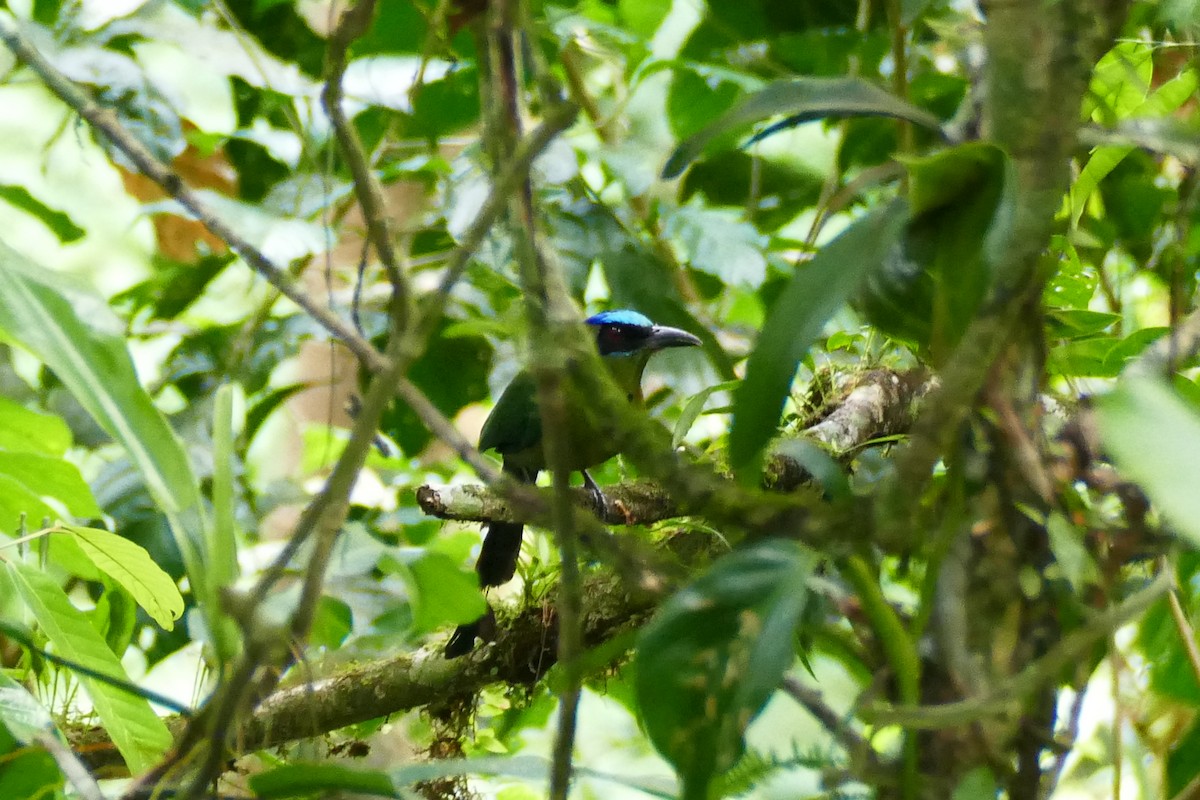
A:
1097 377 1200 548
65 525 184 630
6 561 172 773
0 185 84 243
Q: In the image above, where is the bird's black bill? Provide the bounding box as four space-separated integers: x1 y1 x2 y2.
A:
647 325 702 350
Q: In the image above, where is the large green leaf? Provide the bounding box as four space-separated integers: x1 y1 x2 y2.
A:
383 551 486 634
857 143 1009 360
64 525 184 630
0 452 101 519
663 77 944 178
729 200 908 479
6 561 171 774
0 242 209 600
0 396 71 457
635 540 814 800
1096 377 1200 548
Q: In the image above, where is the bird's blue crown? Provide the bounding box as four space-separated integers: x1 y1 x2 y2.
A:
586 309 653 329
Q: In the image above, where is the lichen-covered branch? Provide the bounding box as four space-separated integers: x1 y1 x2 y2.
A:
418 367 935 528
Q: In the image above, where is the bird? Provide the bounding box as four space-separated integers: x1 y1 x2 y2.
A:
445 309 702 657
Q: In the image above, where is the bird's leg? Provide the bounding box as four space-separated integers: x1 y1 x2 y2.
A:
581 470 611 519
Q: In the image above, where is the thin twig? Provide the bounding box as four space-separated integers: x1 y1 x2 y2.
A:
781 676 882 773
1164 559 1200 687
322 0 411 307
0 14 388 374
412 101 578 349
484 0 584 794
862 572 1171 729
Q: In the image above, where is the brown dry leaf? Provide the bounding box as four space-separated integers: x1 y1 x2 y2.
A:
119 122 238 262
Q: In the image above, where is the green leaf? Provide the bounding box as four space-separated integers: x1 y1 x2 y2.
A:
250 763 398 799
0 451 101 518
1071 69 1198 226
403 552 486 634
857 143 1009 359
0 670 63 744
664 77 944 178
0 185 85 244
0 396 71 457
663 198 767 287
673 380 739 447
729 200 908 479
0 706 61 800
1045 309 1120 339
1045 512 1100 591
1096 378 1200 548
634 540 814 800
7 561 171 774
1083 41 1153 122
0 241 209 603
0 473 55 533
667 67 744 140
952 767 998 800
64 525 184 630
310 596 353 650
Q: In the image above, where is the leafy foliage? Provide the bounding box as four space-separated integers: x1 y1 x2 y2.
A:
0 0 1193 798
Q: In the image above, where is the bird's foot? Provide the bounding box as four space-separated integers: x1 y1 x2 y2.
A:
581 470 611 520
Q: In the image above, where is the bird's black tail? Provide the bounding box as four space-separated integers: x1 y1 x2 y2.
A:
475 520 524 587
445 604 497 658
474 464 537 586
445 464 537 658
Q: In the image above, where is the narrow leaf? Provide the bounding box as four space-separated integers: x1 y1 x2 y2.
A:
7 561 171 774
673 380 739 448
0 185 85 243
664 77 944 178
729 201 909 479
635 541 814 800
0 241 209 601
64 525 184 630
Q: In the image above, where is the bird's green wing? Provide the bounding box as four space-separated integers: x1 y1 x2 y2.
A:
479 370 542 456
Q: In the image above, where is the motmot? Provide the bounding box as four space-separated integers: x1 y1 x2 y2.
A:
445 309 702 657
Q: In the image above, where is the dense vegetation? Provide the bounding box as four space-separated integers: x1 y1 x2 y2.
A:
0 0 1197 798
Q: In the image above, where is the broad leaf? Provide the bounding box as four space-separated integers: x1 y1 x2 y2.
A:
664 77 944 178
1071 69 1197 227
1096 377 1200 548
251 763 397 799
635 540 814 800
730 200 908 479
0 396 71 457
0 451 101 519
857 143 1009 360
7 561 172 774
64 525 184 630
401 552 486 634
